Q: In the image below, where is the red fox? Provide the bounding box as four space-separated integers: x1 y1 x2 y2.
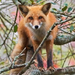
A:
10 3 58 74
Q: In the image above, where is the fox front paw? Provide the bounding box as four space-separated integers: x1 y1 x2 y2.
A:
38 67 45 72
48 66 55 72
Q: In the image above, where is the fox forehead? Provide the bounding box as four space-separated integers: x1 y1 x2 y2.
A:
28 5 42 10
27 6 44 17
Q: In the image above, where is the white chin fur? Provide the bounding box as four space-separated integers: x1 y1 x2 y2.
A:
32 26 35 29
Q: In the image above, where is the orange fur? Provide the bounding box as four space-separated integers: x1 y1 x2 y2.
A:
10 3 58 74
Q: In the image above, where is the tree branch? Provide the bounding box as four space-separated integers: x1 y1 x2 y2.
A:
54 34 75 45
23 65 75 75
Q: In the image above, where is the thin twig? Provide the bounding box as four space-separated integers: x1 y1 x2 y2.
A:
1 8 18 46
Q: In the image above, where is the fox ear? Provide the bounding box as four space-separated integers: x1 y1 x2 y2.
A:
18 5 29 17
41 3 51 15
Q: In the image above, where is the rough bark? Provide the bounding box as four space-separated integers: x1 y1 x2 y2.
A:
54 34 75 45
23 65 75 75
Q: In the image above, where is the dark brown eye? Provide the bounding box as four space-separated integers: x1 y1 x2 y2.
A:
28 16 33 20
38 16 43 19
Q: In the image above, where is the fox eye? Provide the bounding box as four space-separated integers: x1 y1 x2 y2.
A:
28 16 33 20
38 16 43 19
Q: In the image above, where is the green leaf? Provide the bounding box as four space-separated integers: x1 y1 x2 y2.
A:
70 26 74 32
60 35 64 38
62 6 67 11
12 41 16 45
30 0 34 3
68 7 72 12
52 8 57 11
14 25 18 32
65 3 68 6
40 1 45 5
50 2 56 5
0 61 5 65
0 0 1 2
37 0 41 3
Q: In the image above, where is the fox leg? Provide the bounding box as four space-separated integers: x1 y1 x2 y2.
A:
10 44 27 75
46 40 54 70
10 30 29 75
32 40 44 71
37 52 43 68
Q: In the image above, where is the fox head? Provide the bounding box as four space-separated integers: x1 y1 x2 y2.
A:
18 3 51 30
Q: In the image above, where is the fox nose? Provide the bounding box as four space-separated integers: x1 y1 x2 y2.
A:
35 25 38 29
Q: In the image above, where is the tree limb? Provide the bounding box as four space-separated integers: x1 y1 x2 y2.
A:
23 65 75 75
54 34 75 45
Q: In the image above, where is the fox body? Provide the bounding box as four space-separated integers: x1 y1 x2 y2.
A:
10 3 58 74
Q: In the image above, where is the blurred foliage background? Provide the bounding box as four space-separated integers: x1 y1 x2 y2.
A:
0 0 75 75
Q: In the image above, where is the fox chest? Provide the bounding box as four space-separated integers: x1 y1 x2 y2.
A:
28 27 53 48
30 28 46 41
28 26 53 42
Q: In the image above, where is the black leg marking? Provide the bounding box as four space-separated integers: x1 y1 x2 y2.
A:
47 50 53 68
37 53 43 67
